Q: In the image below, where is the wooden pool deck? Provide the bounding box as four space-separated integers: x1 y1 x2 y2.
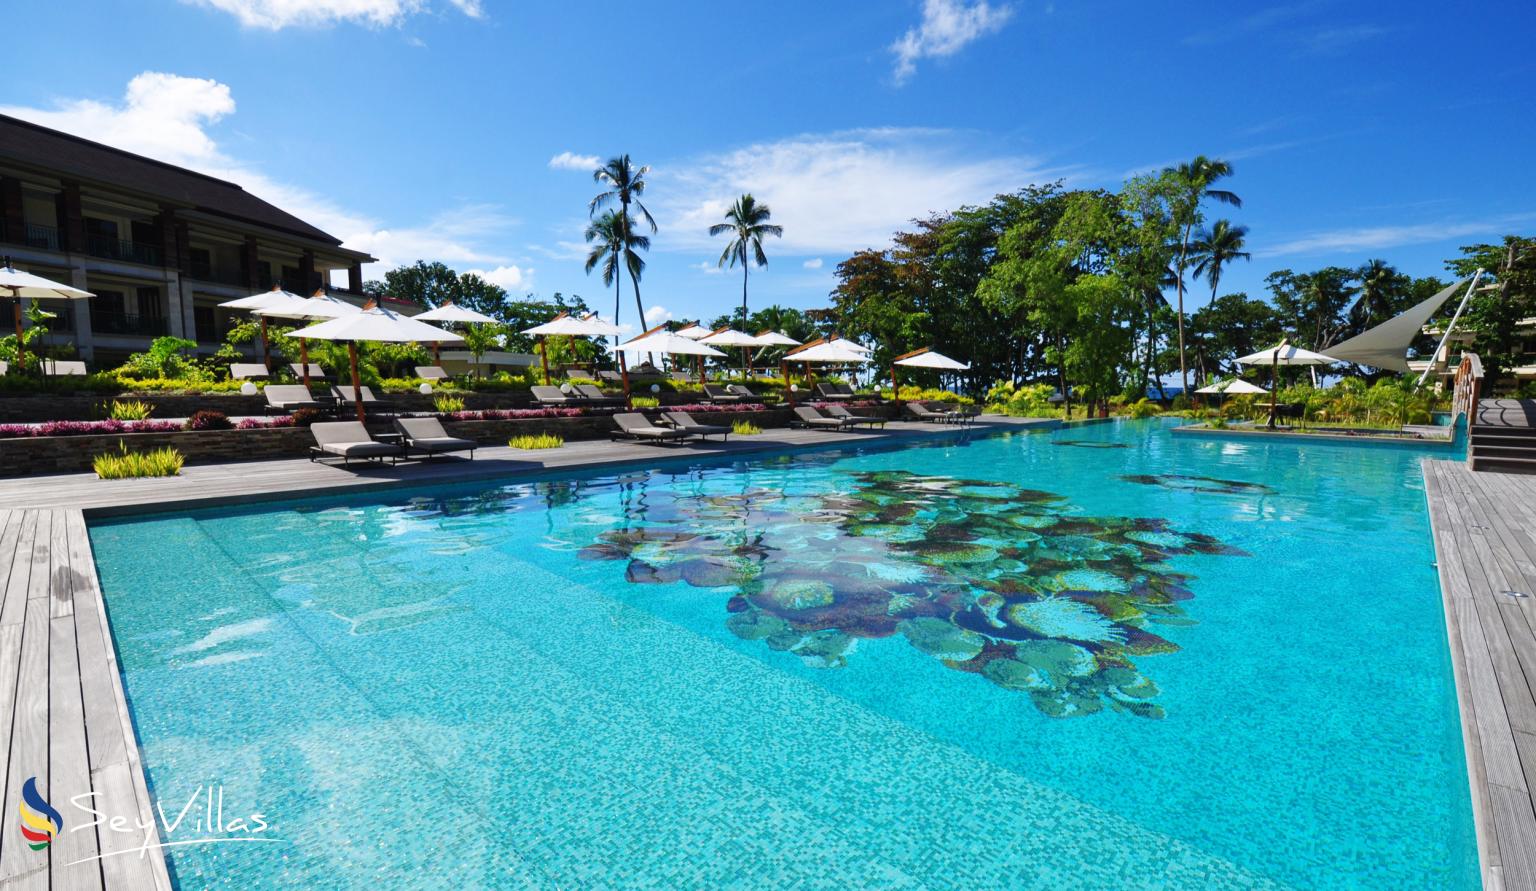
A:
0 417 1053 889
1424 459 1536 891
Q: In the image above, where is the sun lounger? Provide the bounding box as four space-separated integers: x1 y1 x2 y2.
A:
333 385 396 415
229 363 269 380
824 405 886 428
414 366 450 381
670 371 695 384
906 401 963 424
308 421 404 466
574 384 627 408
814 383 854 402
42 360 87 376
728 384 763 400
263 384 322 414
597 370 625 384
612 412 690 444
289 362 327 380
660 411 730 441
394 417 476 460
532 385 580 407
791 406 847 429
702 384 743 404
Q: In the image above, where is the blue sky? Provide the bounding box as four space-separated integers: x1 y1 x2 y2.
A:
5 0 1533 334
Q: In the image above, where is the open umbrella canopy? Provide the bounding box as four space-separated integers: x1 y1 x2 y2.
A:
698 327 760 347
753 329 801 347
253 292 360 321
895 348 969 370
290 304 462 344
785 338 871 364
619 330 726 357
1196 378 1268 395
674 322 712 339
417 302 499 325
0 262 94 300
219 286 307 313
1236 344 1338 366
523 311 616 337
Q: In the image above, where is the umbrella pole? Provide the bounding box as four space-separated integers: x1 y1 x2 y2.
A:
697 354 704 384
261 316 272 373
300 338 310 389
781 360 792 405
890 364 899 403
539 335 550 385
434 341 442 368
349 341 365 424
1269 354 1279 429
12 298 24 373
619 351 632 410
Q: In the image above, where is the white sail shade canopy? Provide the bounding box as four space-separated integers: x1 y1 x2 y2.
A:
1324 278 1467 372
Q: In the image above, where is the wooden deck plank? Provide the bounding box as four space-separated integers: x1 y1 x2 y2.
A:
0 512 36 628
0 588 50 881
63 514 126 773
0 513 17 604
48 612 104 891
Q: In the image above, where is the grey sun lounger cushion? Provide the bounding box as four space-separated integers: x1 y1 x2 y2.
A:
824 405 885 427
229 363 270 380
42 360 87 376
575 384 626 406
415 366 449 381
289 362 327 379
612 412 690 442
308 421 403 464
906 402 960 424
702 385 742 403
728 384 761 399
814 383 854 401
532 385 578 406
333 385 393 409
264 384 321 413
792 406 846 429
661 411 730 441
394 417 476 458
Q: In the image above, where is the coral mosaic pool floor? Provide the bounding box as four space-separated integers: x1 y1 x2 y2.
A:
90 419 1477 889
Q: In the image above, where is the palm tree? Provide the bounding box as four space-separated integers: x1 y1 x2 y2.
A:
709 194 783 326
1165 156 1240 395
1354 258 1398 327
1190 219 1251 305
584 210 646 349
590 155 656 333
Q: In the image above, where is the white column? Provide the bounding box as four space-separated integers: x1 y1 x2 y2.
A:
69 264 93 362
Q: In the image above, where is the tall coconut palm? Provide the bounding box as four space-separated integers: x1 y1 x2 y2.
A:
584 210 646 349
1354 258 1400 327
1190 219 1251 305
709 194 783 326
1165 156 1241 394
590 155 656 333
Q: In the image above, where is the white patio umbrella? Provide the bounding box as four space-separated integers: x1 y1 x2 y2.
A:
288 303 461 423
1236 341 1338 427
891 347 970 398
523 311 621 385
699 326 762 378
417 301 500 368
1 259 94 372
753 329 801 347
220 285 310 372
1195 378 1267 395
618 327 727 406
253 290 362 387
782 337 870 403
674 322 712 339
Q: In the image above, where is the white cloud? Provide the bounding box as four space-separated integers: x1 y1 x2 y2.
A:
891 0 1014 85
182 0 481 29
466 264 533 292
643 305 673 326
802 258 824 269
0 72 519 278
548 151 600 172
691 260 724 275
1258 214 1536 258
655 128 1062 256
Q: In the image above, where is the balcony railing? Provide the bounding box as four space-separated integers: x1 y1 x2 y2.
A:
92 313 169 337
0 222 62 252
86 233 161 266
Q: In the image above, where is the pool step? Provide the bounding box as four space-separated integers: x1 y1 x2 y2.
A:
1468 422 1536 474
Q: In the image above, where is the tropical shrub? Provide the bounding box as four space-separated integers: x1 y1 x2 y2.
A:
432 394 466 414
731 420 763 435
1125 398 1161 419
984 381 1057 417
630 396 659 408
184 410 234 431
508 433 563 449
894 385 971 404
120 337 204 380
92 442 184 479
288 407 324 428
106 399 153 421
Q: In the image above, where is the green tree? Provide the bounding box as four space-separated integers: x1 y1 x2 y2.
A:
710 194 784 326
1448 236 1536 386
1165 156 1241 394
590 155 656 333
365 261 510 320
585 210 646 344
1189 293 1281 378
1190 219 1250 306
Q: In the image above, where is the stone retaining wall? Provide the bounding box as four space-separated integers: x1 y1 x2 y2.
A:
0 406 860 476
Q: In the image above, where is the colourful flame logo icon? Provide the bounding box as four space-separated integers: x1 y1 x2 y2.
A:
18 777 62 851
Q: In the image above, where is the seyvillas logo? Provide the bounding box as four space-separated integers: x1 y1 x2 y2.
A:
18 777 63 851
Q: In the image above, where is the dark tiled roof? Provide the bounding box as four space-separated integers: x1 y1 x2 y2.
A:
0 114 347 248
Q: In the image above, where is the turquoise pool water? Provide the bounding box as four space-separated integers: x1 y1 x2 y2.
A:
91 419 1477 889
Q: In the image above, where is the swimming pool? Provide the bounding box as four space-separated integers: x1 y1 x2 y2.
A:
91 419 1477 888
